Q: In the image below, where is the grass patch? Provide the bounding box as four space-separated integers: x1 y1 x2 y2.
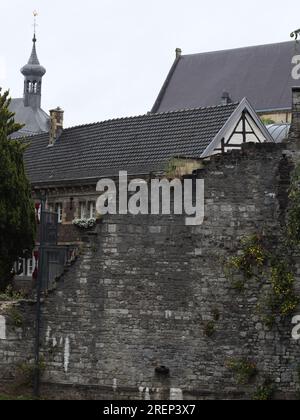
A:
0 393 35 400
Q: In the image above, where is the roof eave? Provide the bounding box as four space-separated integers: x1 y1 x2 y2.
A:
257 107 291 113
151 55 181 113
30 171 158 189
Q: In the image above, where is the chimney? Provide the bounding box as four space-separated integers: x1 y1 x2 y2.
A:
175 48 182 59
49 107 64 146
221 91 232 106
290 87 300 140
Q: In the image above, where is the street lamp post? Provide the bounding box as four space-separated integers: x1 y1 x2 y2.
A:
33 193 46 398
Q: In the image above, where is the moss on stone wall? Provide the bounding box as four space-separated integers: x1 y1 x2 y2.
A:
225 234 299 327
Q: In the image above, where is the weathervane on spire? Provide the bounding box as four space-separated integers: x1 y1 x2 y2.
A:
33 10 38 42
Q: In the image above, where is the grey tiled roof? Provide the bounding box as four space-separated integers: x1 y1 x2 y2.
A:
9 98 49 139
152 41 299 113
23 102 238 185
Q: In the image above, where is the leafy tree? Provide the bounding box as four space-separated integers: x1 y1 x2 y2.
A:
260 117 275 126
0 88 36 291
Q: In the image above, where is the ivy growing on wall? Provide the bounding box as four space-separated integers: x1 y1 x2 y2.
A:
224 235 267 285
224 160 300 327
16 357 46 387
252 378 275 400
226 359 257 385
0 285 25 302
7 306 24 328
225 233 299 326
287 163 300 245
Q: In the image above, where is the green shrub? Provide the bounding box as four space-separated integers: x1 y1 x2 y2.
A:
7 306 23 328
226 359 257 385
204 321 216 337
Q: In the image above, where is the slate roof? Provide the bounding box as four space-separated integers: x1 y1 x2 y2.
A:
23 102 239 185
9 98 49 139
152 41 299 114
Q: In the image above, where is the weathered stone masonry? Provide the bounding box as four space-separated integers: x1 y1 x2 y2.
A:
1 142 300 399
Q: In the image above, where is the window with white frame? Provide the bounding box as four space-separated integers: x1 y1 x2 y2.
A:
15 256 36 277
27 258 34 276
48 203 63 223
48 203 53 212
55 203 63 224
15 259 25 276
79 202 87 219
35 203 41 222
88 201 96 219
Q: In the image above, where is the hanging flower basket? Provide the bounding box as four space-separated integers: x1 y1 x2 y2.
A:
72 218 97 229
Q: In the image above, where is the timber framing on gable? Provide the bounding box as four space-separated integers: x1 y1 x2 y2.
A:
201 98 274 158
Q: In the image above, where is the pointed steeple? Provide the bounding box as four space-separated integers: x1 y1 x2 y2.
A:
20 21 46 108
27 33 41 66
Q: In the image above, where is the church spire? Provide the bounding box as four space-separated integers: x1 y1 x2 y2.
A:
27 33 40 66
20 11 46 109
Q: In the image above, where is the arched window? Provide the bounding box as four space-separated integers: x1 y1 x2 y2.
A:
26 81 39 93
26 81 32 93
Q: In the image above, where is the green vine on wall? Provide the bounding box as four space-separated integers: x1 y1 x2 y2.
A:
287 163 300 245
270 262 299 317
7 306 24 328
16 358 46 387
224 162 300 326
252 378 275 400
226 359 257 385
225 235 266 284
225 234 299 325
203 321 216 338
0 285 25 302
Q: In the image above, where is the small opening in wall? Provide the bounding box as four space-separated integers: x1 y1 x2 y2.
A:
155 366 170 376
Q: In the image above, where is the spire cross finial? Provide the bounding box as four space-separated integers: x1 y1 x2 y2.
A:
33 10 38 42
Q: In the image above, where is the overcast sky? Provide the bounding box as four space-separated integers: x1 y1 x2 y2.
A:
0 0 299 127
